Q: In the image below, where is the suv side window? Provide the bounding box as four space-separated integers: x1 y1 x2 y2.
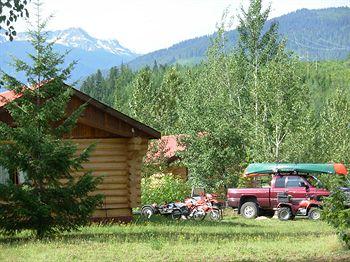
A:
275 176 286 188
286 176 304 188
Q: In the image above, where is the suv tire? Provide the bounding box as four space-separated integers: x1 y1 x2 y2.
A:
240 202 258 219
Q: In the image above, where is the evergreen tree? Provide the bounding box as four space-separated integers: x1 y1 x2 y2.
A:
94 69 104 102
80 75 95 96
0 1 102 238
114 64 134 112
104 67 119 106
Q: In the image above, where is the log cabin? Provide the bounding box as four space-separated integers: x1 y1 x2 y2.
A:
0 84 160 222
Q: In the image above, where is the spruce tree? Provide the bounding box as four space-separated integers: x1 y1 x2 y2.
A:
0 1 102 238
114 64 134 111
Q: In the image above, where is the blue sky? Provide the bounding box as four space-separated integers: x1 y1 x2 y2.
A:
16 0 350 54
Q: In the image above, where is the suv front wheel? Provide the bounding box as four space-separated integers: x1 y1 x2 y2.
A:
240 202 258 219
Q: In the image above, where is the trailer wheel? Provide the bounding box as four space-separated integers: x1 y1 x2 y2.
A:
240 202 258 219
277 207 293 221
141 206 154 219
171 209 182 220
308 207 321 220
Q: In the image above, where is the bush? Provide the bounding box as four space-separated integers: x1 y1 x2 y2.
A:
141 175 191 205
320 175 350 247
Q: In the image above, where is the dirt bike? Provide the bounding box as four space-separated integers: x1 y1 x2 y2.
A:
180 196 222 221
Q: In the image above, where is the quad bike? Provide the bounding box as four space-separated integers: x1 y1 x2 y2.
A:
276 192 322 221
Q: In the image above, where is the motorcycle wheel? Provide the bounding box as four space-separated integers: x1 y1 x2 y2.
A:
171 209 182 220
192 209 206 221
209 208 222 221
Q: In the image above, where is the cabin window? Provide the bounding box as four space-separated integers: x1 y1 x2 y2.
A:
0 166 9 184
275 176 286 188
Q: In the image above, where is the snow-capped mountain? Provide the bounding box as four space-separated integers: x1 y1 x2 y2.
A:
3 27 136 57
0 28 138 83
51 28 134 56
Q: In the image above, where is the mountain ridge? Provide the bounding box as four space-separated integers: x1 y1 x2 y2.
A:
1 7 349 84
127 7 350 69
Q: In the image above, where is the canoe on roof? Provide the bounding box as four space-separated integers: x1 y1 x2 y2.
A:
244 163 348 176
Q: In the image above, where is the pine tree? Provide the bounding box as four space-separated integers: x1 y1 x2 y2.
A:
0 1 102 238
114 64 134 112
104 67 119 106
94 69 105 102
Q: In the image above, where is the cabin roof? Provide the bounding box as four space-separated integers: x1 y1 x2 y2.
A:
146 135 186 164
152 135 185 158
0 84 161 139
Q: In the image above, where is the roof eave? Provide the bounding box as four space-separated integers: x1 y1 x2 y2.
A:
70 86 161 139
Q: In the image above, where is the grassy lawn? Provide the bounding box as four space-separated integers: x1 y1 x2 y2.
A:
1 212 349 261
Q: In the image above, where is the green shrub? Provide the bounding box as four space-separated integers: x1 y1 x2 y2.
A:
320 175 350 247
141 175 191 205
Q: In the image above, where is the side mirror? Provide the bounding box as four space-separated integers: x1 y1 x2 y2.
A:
299 181 309 189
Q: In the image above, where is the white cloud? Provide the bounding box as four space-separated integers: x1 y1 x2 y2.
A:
15 0 350 54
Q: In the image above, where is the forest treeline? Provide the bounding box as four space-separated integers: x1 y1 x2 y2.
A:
81 1 350 189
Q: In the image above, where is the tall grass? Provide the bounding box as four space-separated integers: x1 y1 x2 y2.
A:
0 213 349 261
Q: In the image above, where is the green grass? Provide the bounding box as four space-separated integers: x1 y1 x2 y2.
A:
0 212 349 261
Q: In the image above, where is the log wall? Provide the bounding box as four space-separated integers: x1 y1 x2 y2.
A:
127 137 149 207
71 137 148 219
